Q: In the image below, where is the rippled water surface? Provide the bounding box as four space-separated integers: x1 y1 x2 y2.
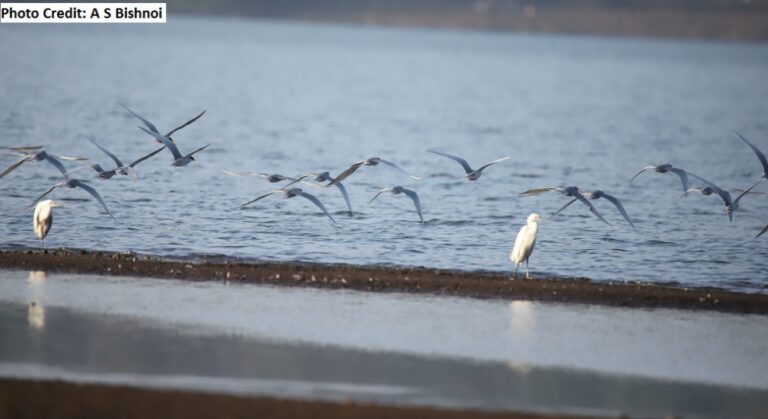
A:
1 18 767 290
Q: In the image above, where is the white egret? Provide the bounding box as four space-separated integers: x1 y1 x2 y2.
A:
328 157 421 186
241 188 337 224
629 164 690 193
520 186 612 226
33 200 61 250
368 186 423 223
553 189 634 228
427 149 510 180
510 213 542 279
735 130 768 179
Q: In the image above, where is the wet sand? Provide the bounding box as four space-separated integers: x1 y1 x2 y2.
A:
1 249 766 314
0 378 578 419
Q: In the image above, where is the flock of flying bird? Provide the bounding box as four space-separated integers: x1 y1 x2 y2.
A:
1 107 767 277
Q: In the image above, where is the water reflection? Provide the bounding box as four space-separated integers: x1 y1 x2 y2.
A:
27 301 45 330
508 300 534 336
26 271 46 330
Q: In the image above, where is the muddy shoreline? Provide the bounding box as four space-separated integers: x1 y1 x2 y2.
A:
0 378 579 419
1 249 766 314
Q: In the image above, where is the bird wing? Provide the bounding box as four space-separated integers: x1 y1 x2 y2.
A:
519 187 558 197
732 179 765 207
185 144 209 158
735 130 768 178
401 188 424 223
329 160 365 185
123 105 160 134
686 172 731 206
63 165 97 177
165 109 206 138
378 159 422 180
85 136 123 167
27 183 63 209
1 145 43 152
757 224 768 238
0 156 30 178
40 153 69 178
553 198 578 215
572 190 613 226
71 180 112 217
295 190 337 224
222 170 271 177
129 146 165 168
283 175 310 188
54 155 89 161
668 168 690 194
427 150 473 174
367 188 393 206
628 166 655 182
240 191 278 208
600 192 635 229
476 156 511 174
334 182 353 214
138 126 183 160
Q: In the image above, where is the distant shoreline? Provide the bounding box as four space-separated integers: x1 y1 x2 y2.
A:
169 3 768 41
1 249 766 314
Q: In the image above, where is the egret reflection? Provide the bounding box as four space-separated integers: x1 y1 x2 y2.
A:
508 300 534 336
27 271 46 330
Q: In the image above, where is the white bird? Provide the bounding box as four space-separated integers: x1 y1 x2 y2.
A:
123 105 206 144
328 157 421 186
78 136 164 180
33 199 61 250
629 164 690 193
1 150 85 179
241 188 336 224
675 186 717 203
427 150 510 180
686 173 760 222
510 213 542 279
29 178 112 218
136 125 209 166
124 106 209 166
368 186 423 223
306 172 353 215
757 224 768 238
735 130 768 179
222 170 308 187
553 189 634 228
520 186 612 226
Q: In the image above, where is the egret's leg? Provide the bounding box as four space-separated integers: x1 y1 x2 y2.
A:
513 264 519 278
40 238 44 251
525 260 530 279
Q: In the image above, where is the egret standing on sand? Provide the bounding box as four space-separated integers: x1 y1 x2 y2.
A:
510 213 541 279
33 200 60 250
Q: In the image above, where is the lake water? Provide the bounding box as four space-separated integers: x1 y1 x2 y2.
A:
1 17 767 291
1 270 767 417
